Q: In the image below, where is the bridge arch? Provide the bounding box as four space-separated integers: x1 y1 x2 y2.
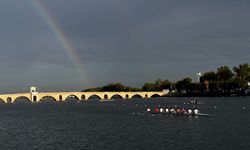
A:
65 95 79 103
131 94 143 99
151 94 161 98
87 94 101 100
40 96 57 103
111 94 123 99
14 96 31 103
0 98 5 103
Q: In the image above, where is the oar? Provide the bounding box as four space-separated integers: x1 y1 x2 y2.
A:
197 113 215 117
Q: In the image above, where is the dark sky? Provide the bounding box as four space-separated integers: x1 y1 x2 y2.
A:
0 0 250 93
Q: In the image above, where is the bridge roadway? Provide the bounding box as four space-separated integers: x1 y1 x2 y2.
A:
0 91 168 103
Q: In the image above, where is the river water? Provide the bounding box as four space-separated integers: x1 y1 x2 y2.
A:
0 97 249 150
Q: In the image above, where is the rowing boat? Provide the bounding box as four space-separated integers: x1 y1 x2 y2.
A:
132 112 215 117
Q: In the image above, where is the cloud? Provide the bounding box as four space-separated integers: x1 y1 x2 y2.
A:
0 0 250 92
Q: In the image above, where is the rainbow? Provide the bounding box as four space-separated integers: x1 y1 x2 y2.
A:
30 0 89 84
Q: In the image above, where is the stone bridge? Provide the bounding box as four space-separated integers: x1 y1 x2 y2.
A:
0 90 168 103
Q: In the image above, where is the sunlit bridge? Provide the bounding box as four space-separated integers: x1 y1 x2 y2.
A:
0 87 168 103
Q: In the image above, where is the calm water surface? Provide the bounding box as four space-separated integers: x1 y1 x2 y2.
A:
0 97 249 150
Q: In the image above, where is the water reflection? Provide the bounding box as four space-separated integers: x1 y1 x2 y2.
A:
0 97 249 149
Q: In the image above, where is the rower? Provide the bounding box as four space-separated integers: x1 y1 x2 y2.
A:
181 108 187 114
170 107 175 114
154 107 160 114
159 107 164 113
176 107 181 114
187 108 192 114
194 108 199 115
146 107 151 113
165 107 170 114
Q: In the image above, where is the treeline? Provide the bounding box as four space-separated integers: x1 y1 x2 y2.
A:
196 63 250 96
83 63 250 96
83 83 142 92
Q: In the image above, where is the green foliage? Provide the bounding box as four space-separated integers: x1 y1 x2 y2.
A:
200 71 217 82
198 63 250 95
233 63 250 81
143 79 173 91
102 83 127 91
143 83 156 91
175 78 192 92
216 66 234 81
127 87 143 91
208 81 219 91
161 80 172 90
84 83 143 92
231 76 248 88
189 83 202 91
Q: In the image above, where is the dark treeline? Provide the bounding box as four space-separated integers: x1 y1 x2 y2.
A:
83 63 250 96
83 83 142 92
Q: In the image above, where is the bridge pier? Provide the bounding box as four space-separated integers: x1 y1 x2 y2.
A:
30 87 38 103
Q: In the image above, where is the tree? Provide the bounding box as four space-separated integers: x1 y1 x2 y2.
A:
175 78 192 92
161 80 172 90
189 83 202 92
142 79 172 91
233 63 250 81
208 81 219 92
102 83 127 91
143 83 157 91
231 76 248 89
127 87 142 91
216 66 234 81
233 63 250 89
200 71 217 82
155 79 164 86
154 79 164 90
